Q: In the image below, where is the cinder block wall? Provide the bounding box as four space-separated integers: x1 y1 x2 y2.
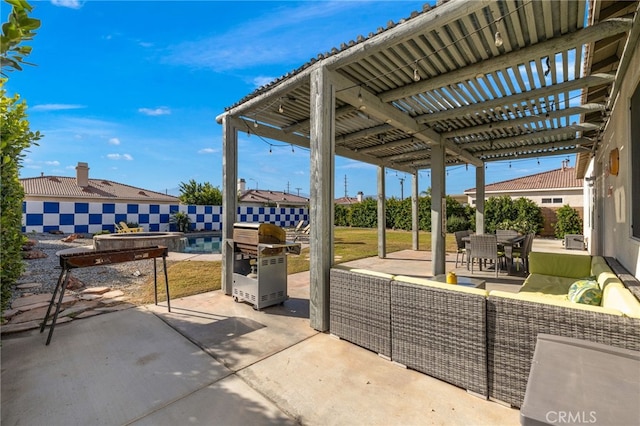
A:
22 201 308 234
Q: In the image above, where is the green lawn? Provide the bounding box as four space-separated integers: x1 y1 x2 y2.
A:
137 227 456 304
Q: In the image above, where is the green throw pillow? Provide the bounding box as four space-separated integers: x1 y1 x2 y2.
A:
568 280 602 306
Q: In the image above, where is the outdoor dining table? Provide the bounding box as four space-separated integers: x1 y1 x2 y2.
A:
462 234 526 273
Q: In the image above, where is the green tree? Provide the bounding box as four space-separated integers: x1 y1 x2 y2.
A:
554 205 583 239
1 0 41 75
178 179 222 205
349 198 377 228
1 0 41 313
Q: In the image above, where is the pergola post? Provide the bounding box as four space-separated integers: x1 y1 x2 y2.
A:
430 144 446 276
309 66 335 332
411 172 419 250
221 115 238 295
475 164 485 234
377 166 386 258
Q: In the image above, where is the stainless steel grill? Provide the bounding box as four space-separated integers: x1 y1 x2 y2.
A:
232 222 301 310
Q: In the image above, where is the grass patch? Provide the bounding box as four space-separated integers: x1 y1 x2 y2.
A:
135 261 221 305
136 228 458 304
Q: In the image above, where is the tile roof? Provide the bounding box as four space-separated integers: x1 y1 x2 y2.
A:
335 196 361 205
464 167 583 193
239 189 309 205
21 176 180 202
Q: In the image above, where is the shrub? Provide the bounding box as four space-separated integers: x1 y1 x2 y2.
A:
447 215 469 233
349 198 377 228
334 204 350 227
170 211 192 232
554 205 583 239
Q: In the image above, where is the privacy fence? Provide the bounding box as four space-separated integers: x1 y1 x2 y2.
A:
22 201 308 234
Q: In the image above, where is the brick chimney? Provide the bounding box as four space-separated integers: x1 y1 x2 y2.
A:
76 162 89 187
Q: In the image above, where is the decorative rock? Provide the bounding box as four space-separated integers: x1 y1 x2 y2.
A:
66 276 85 291
11 293 53 308
23 249 48 259
61 301 101 317
16 282 42 290
15 302 50 311
0 321 41 335
78 294 102 301
2 308 20 320
102 290 125 299
22 239 37 250
74 310 102 319
61 233 81 243
80 286 111 295
46 316 73 326
8 306 53 324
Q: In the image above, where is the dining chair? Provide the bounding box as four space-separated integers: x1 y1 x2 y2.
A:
511 233 535 273
454 230 471 267
469 234 503 278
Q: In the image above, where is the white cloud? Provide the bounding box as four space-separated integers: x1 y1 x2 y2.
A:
107 153 133 161
164 2 366 72
253 76 278 88
198 148 217 154
108 138 121 145
31 104 86 111
44 160 60 166
51 0 82 9
138 107 171 116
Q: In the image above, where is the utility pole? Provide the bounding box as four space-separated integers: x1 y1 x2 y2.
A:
344 175 348 198
286 181 290 194
398 176 405 200
295 187 302 196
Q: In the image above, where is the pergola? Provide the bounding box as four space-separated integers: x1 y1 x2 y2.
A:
217 0 638 331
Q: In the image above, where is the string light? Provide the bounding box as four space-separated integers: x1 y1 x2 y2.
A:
253 121 258 128
413 62 421 82
278 104 284 113
494 31 503 48
269 146 272 154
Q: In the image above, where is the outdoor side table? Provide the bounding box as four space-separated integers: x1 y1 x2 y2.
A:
41 246 171 345
520 334 640 425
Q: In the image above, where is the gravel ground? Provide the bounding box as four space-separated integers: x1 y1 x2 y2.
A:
13 233 162 304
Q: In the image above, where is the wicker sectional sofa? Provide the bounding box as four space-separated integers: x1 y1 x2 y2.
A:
330 255 640 408
487 252 640 407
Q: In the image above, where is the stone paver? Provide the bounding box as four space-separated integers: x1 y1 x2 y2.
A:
11 293 53 308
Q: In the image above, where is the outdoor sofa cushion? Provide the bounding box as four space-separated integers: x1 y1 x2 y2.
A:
602 283 640 318
519 274 578 299
527 251 592 278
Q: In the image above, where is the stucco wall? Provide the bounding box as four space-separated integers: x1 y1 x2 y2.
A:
593 36 640 278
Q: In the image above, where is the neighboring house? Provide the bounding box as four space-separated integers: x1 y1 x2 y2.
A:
22 162 179 204
335 191 364 205
464 162 583 236
21 162 182 233
237 178 309 208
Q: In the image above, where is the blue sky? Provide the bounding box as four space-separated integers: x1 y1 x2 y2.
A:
8 0 575 199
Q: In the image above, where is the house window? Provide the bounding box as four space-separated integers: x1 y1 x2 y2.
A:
541 198 563 204
631 81 640 239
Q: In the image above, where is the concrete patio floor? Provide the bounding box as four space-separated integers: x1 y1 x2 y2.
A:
2 239 576 425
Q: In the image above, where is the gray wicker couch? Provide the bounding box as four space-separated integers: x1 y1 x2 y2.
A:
329 259 640 408
329 267 393 358
330 266 489 396
391 276 488 397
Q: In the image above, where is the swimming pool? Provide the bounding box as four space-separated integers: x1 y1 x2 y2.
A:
182 234 222 254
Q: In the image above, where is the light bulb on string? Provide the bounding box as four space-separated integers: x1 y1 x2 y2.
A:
269 146 272 154
413 62 421 82
253 121 258 128
291 145 295 153
278 104 284 114
494 31 503 47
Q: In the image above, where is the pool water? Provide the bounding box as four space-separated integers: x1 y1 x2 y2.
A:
182 235 222 254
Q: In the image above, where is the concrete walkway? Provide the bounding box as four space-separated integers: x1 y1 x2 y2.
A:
1 247 525 425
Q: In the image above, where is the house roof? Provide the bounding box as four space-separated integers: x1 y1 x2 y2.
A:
464 166 583 194
335 196 361 205
239 189 309 205
21 176 180 202
218 0 638 173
